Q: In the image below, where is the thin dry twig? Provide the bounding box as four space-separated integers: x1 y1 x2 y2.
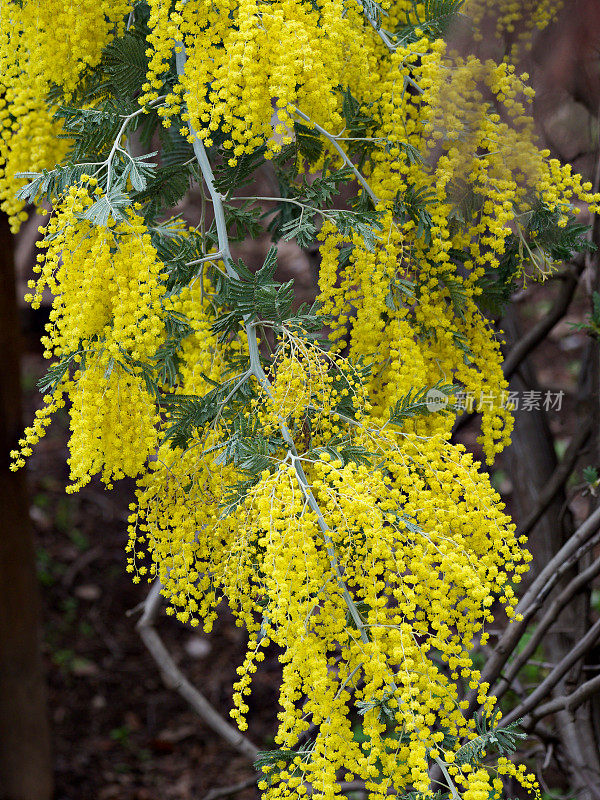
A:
517 420 593 539
203 776 258 800
500 617 600 727
523 673 600 726
493 555 600 702
61 545 103 588
465 505 600 716
136 580 259 761
502 262 584 380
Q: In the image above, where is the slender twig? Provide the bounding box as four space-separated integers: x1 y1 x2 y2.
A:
61 545 103 588
499 617 600 727
235 195 368 219
357 8 425 95
503 262 584 380
493 555 600 702
210 370 253 434
136 580 258 760
517 420 593 539
464 505 600 716
186 251 223 267
523 674 600 726
292 108 380 205
434 758 460 800
369 22 397 52
105 96 166 193
203 776 258 800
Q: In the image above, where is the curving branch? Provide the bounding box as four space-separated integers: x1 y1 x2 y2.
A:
502 262 584 381
292 108 380 204
516 419 593 539
523 673 600 726
493 555 600 703
500 616 600 727
465 504 600 716
136 580 259 761
203 776 258 800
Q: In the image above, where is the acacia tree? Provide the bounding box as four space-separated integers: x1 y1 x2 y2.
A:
2 1 600 798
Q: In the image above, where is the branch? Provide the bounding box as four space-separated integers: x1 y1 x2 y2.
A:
502 262 584 381
292 108 380 205
203 776 258 800
520 529 600 622
465 505 600 716
493 555 600 703
517 420 593 539
355 5 424 95
105 96 166 193
452 263 584 437
523 674 600 726
136 580 259 761
500 616 600 727
175 44 372 647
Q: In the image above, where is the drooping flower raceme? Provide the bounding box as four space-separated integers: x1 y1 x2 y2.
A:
4 2 596 798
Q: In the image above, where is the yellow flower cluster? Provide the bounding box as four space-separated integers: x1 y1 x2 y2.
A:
28 184 163 361
462 768 494 800
143 0 377 158
64 354 160 491
12 184 164 490
464 0 562 54
0 0 129 230
126 281 236 608
315 34 598 461
127 330 534 796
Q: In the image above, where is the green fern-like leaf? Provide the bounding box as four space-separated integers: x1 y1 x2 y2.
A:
135 163 194 221
222 246 295 325
389 381 458 425
103 33 149 101
16 163 95 203
306 436 376 467
213 144 268 194
454 711 526 768
396 0 465 45
394 185 434 244
56 102 124 161
161 376 254 450
80 187 131 227
37 351 81 394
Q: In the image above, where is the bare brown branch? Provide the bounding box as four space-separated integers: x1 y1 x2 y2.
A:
500 617 600 727
465 505 600 716
136 581 259 761
524 673 600 725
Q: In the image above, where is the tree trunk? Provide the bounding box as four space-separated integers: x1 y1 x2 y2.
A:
0 213 53 800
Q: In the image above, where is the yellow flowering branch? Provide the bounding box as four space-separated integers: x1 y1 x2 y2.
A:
5 2 600 798
175 42 373 647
